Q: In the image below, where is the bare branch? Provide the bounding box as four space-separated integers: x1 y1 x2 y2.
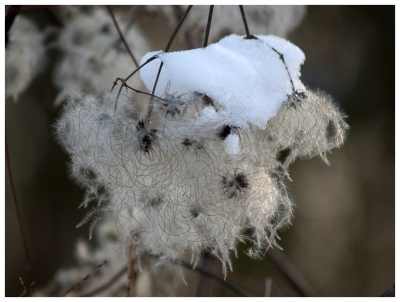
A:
177 259 250 297
111 54 159 112
203 6 214 48
267 248 317 297
82 254 149 297
81 254 249 297
239 5 255 40
6 130 31 269
123 83 166 103
59 260 108 297
19 277 35 297
195 253 214 296
81 264 127 297
268 46 295 93
107 5 139 68
164 5 193 53
126 235 134 296
112 5 192 115
124 54 159 83
173 5 198 49
147 5 193 120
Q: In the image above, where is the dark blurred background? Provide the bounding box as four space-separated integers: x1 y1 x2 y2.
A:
5 5 394 296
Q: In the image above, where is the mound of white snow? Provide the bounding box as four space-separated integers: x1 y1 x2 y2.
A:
140 34 305 129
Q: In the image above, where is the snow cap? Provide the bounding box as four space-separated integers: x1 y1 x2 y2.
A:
140 34 305 129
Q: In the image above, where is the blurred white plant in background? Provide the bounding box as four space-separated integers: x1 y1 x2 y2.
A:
5 15 47 101
52 7 150 106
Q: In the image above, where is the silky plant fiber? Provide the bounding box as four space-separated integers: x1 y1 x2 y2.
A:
55 32 348 277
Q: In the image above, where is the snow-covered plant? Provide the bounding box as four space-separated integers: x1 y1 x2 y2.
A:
55 32 348 277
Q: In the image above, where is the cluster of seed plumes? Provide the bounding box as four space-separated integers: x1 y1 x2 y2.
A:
55 86 347 275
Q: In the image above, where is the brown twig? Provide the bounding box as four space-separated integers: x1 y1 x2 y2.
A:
81 254 149 297
111 54 159 112
147 5 193 120
81 254 248 297
126 235 134 296
19 277 35 297
107 5 138 68
267 248 317 297
195 253 214 296
239 5 255 40
119 54 159 85
112 5 192 115
177 259 250 297
59 260 108 297
268 45 295 94
203 5 214 48
173 5 198 49
5 129 31 269
81 264 127 297
121 82 167 103
123 6 141 36
163 5 193 53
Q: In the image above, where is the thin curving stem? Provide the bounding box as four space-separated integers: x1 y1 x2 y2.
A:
195 253 214 296
173 5 198 49
107 5 139 68
164 5 193 53
59 260 108 297
178 259 251 297
239 5 254 39
81 264 127 297
81 253 249 297
5 129 31 269
203 5 214 48
147 5 193 120
125 234 134 296
111 54 159 112
267 248 317 297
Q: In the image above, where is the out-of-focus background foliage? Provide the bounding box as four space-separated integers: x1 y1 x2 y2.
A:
5 5 394 297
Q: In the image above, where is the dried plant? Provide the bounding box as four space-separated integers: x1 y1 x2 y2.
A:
10 5 385 298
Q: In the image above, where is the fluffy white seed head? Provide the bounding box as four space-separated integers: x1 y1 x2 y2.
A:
54 90 283 273
54 32 348 276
